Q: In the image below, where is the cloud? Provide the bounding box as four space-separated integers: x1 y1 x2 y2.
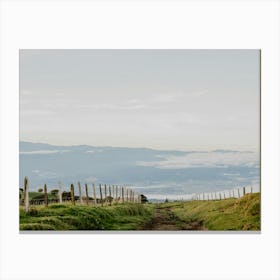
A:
20 110 56 117
20 150 70 155
137 151 259 169
21 89 33 96
188 90 208 97
78 103 151 111
85 149 104 153
84 176 98 183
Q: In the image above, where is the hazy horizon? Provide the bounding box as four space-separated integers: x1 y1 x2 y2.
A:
20 49 260 151
19 140 258 153
19 141 260 199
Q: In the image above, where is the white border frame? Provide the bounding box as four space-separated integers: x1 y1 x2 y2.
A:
1 1 279 280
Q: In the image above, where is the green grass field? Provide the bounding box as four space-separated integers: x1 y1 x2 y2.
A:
20 203 154 230
163 193 260 230
20 193 260 231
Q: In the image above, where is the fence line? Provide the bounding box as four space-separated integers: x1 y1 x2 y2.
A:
20 177 141 213
190 185 259 201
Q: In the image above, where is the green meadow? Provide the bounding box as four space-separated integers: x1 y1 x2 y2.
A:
20 193 260 231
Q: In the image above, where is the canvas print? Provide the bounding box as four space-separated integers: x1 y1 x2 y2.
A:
19 49 260 231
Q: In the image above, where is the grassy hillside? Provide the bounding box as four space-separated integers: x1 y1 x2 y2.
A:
20 193 260 231
20 203 154 230
162 193 260 230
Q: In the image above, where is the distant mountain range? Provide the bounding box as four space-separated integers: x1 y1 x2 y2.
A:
19 141 260 200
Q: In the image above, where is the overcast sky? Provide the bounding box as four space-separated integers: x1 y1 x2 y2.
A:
20 49 260 151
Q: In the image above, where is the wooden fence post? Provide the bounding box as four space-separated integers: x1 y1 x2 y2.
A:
58 181 62 203
112 185 115 203
109 185 112 206
115 185 118 203
70 184 75 205
243 187 246 196
44 184 48 207
85 183 89 206
24 176 29 213
104 184 107 205
126 188 129 202
238 188 240 198
232 189 234 198
122 187 124 203
99 184 103 206
92 184 97 206
78 181 83 204
251 186 253 194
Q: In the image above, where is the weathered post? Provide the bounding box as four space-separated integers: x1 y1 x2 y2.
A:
99 184 103 206
238 188 240 198
58 181 62 204
104 184 107 205
126 188 129 202
122 187 124 203
92 184 97 206
219 193 221 200
251 186 253 194
78 181 83 204
232 189 234 198
109 185 112 206
85 183 89 206
115 185 118 203
243 186 246 196
44 184 48 207
112 185 115 203
24 176 29 213
19 188 22 206
70 184 75 205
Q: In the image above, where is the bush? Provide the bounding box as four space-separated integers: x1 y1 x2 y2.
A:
50 189 59 195
38 188 43 193
140 194 148 203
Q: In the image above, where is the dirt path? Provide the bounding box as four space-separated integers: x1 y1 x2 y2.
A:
142 206 205 231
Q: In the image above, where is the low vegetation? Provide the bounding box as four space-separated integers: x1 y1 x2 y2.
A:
20 203 154 230
161 193 260 230
19 193 260 231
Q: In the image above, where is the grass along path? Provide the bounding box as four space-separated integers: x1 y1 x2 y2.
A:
20 193 260 231
142 205 204 230
20 203 154 230
160 193 260 231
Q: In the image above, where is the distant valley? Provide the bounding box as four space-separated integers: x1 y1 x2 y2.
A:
19 142 260 200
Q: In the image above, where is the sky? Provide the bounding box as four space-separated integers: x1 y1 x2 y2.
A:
20 49 260 151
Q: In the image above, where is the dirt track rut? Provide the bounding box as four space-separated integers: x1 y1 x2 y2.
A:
142 206 205 231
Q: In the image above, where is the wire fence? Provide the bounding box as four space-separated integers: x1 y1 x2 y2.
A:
190 185 260 201
20 176 142 213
